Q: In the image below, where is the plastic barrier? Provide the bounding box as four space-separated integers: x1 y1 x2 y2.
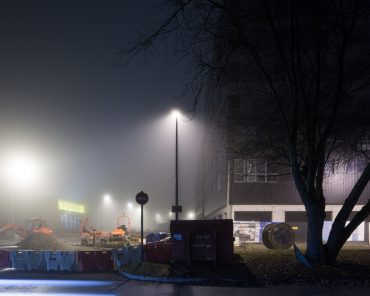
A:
77 251 95 272
10 250 29 270
77 251 114 272
94 251 114 271
144 242 172 264
144 243 157 263
58 251 78 271
156 243 171 264
112 248 129 269
44 251 59 271
128 246 142 264
0 250 10 269
27 251 47 270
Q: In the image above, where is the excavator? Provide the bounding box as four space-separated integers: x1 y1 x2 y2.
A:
0 218 53 238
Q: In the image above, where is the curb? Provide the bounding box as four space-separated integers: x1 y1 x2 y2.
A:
119 270 207 284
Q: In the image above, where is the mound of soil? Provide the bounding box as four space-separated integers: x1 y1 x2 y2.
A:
17 233 71 250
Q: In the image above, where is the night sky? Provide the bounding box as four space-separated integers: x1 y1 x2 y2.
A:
0 0 203 230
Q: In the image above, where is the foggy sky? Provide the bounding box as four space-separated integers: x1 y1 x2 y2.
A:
0 0 203 230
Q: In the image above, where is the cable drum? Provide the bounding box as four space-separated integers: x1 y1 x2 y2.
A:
262 223 294 249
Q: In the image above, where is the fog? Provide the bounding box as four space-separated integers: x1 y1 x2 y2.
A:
0 1 204 233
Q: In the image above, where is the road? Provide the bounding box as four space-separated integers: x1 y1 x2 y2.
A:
0 271 369 296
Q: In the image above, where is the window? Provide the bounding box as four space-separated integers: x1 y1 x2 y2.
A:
234 159 245 182
247 159 267 182
234 159 279 183
267 163 278 182
346 156 368 174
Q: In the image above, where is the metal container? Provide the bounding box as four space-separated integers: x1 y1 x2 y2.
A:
170 219 234 265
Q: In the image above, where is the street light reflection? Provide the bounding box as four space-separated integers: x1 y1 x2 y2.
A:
0 293 114 296
0 279 113 287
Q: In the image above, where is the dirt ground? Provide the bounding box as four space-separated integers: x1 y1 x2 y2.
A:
0 232 130 251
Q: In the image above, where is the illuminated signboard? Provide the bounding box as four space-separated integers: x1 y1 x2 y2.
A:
58 200 85 214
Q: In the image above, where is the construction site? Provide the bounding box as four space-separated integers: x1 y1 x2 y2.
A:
0 214 142 251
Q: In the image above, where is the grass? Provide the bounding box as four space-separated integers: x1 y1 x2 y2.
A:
120 243 370 286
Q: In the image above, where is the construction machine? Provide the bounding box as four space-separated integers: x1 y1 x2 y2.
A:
25 218 53 235
80 217 109 246
0 218 53 238
108 214 131 244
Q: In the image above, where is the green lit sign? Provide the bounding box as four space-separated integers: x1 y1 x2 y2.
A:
58 200 85 214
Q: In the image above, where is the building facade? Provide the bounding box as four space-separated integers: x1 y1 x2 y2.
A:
196 0 370 244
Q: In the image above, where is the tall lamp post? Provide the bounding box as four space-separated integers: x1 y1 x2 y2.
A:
171 110 182 220
175 113 179 220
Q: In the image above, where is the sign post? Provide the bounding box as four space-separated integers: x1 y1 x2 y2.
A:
135 191 149 263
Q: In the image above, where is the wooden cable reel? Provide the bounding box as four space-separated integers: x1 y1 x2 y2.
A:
262 222 294 249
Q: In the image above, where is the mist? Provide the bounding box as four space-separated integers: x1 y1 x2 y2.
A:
0 0 204 234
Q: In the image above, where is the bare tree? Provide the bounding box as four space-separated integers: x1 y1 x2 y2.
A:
118 0 370 263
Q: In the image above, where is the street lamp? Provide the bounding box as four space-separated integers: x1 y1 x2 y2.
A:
1 151 43 223
103 194 112 204
171 110 182 220
187 211 195 220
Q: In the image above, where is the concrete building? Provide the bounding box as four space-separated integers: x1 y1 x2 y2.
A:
195 0 370 244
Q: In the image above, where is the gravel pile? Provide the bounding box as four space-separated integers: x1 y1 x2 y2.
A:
17 233 71 250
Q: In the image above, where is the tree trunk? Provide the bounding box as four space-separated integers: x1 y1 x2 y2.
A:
324 164 370 263
306 205 326 262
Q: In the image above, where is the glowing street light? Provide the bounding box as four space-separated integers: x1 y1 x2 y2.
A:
0 151 44 223
2 152 42 189
103 194 112 203
187 211 195 220
127 202 133 210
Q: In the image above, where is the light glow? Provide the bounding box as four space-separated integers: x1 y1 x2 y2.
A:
58 200 85 214
0 151 43 189
103 194 112 203
171 109 181 119
0 279 113 287
187 211 195 219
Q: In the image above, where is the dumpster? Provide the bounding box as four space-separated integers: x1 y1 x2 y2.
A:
170 219 234 265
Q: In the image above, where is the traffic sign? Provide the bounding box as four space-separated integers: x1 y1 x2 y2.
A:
136 191 149 205
172 205 182 213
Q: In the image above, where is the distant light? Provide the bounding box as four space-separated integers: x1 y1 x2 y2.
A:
187 211 195 219
168 211 173 217
127 202 133 209
155 213 162 223
103 194 112 203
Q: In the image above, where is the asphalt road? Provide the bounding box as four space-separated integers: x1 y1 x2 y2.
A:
0 271 369 296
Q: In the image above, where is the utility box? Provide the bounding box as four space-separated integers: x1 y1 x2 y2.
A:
170 219 234 265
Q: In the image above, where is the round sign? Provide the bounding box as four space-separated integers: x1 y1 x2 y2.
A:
135 191 149 205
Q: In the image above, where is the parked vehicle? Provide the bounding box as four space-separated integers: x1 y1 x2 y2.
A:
146 232 170 244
